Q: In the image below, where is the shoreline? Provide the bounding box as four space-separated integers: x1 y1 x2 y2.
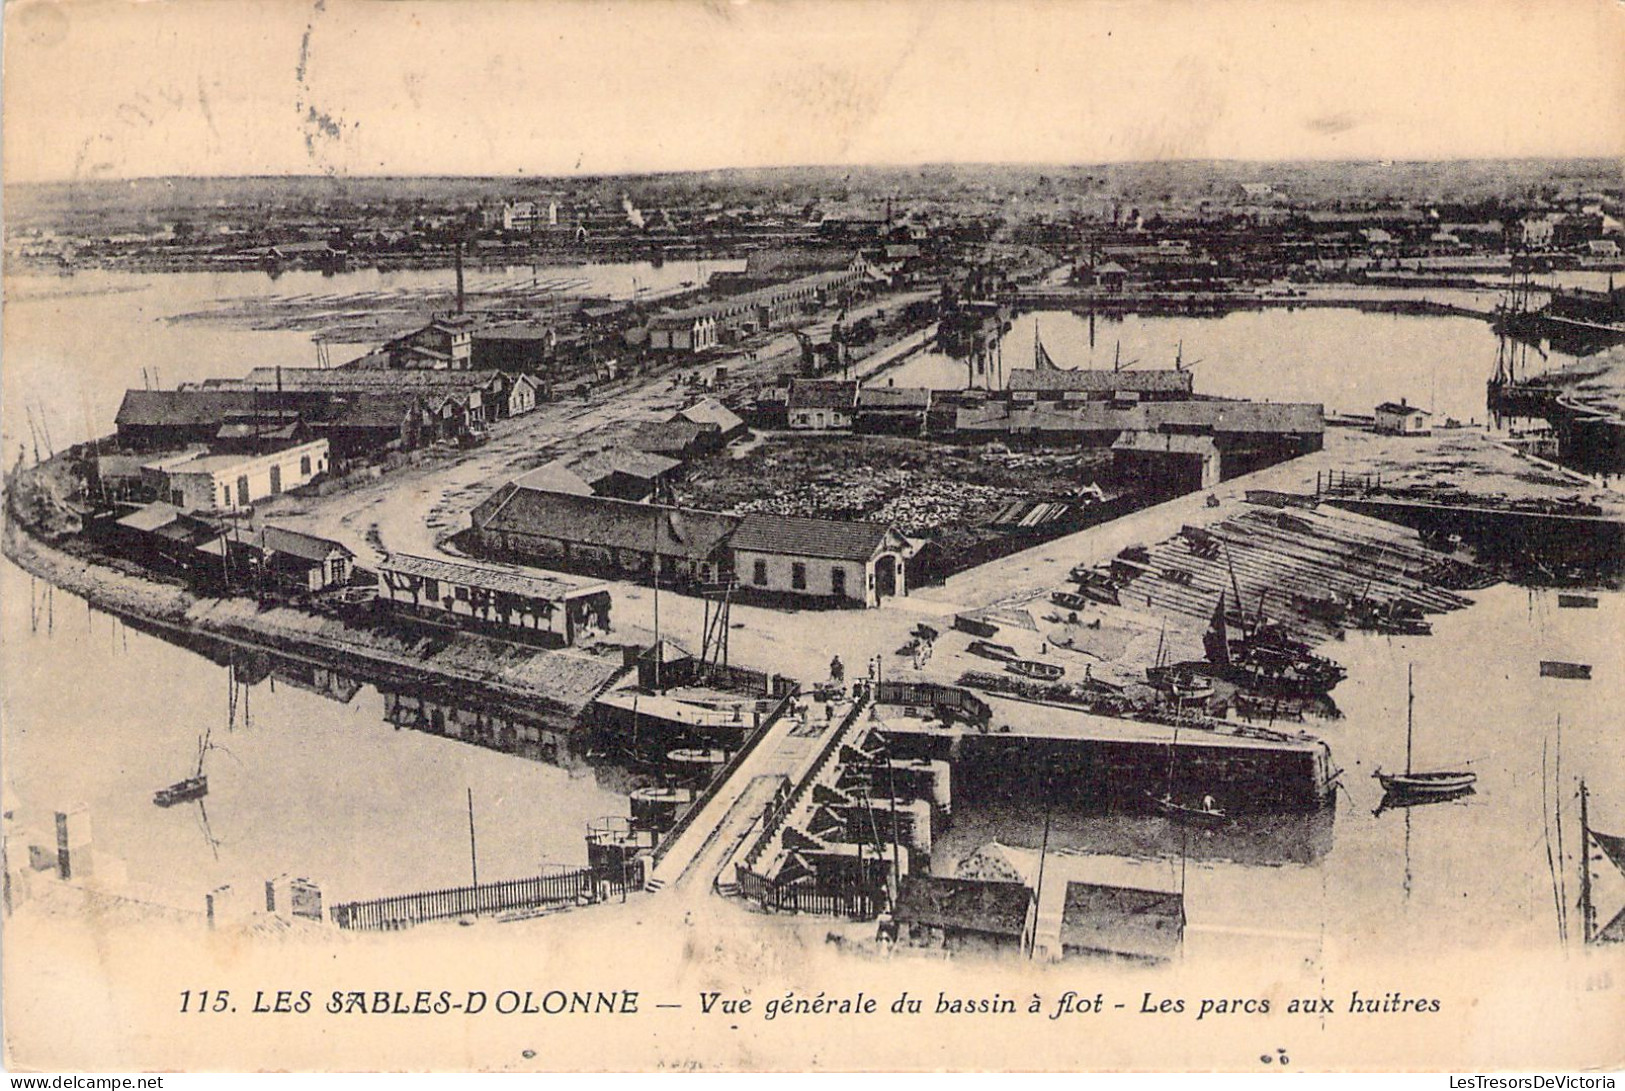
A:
1 503 629 731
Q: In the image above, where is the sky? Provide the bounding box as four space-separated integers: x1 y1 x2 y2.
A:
3 0 1623 184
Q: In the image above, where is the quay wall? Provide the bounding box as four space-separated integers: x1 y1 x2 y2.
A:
1324 497 1625 571
878 727 1336 814
2 514 625 731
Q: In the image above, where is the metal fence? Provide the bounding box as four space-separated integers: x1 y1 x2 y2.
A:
736 868 880 919
329 868 609 930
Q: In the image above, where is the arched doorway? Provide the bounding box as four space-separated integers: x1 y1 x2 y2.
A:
875 554 901 600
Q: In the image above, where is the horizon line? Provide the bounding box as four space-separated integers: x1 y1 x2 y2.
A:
9 154 1624 189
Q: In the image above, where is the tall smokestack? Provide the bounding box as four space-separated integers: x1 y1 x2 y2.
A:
455 240 466 315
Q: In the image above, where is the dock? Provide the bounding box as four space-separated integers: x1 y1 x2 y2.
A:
876 696 1338 814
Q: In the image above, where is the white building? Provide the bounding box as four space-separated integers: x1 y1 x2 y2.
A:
1374 400 1432 436
647 313 719 354
144 438 331 512
728 513 909 608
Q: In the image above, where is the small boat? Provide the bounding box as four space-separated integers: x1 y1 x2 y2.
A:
153 774 208 808
154 728 212 808
1069 566 1120 605
666 747 729 768
1051 590 1090 611
1006 659 1063 681
968 640 1020 662
1373 770 1477 798
953 613 1000 638
1373 666 1476 804
1167 672 1214 702
1147 791 1229 826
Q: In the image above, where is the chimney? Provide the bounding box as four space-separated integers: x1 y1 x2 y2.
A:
1400 396 1407 408
454 240 466 315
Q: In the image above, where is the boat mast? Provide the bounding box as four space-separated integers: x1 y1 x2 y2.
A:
1579 779 1595 945
1405 665 1414 777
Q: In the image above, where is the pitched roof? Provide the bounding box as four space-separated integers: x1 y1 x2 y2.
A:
115 502 185 533
380 552 606 602
1111 430 1220 456
787 380 858 410
473 486 739 561
1145 400 1324 433
675 398 745 434
631 419 715 454
560 447 683 487
1374 401 1432 416
212 368 502 392
729 512 894 562
473 321 555 342
857 386 932 410
1007 368 1194 394
892 876 1031 937
259 525 354 562
116 390 261 428
325 392 423 429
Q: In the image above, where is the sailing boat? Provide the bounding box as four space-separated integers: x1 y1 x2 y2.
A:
154 731 210 807
1033 321 1059 371
1578 780 1625 945
1372 665 1476 802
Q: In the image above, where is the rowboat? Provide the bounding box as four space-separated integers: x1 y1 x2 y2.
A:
1051 591 1090 611
1006 659 1064 681
968 640 1020 662
1147 791 1229 826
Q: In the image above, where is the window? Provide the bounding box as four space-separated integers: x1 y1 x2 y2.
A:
753 559 768 586
831 566 847 598
300 455 311 476
269 464 282 495
423 578 439 601
791 562 807 591
454 586 469 601
330 558 347 585
236 475 249 506
173 490 186 508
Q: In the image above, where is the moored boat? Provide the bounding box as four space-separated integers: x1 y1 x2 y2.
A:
1146 790 1229 826
1373 665 1476 805
153 775 208 808
1007 659 1064 681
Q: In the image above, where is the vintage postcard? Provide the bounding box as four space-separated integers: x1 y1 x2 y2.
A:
3 0 1623 1074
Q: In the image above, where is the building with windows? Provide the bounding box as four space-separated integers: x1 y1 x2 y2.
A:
141 438 330 512
376 552 611 648
787 380 858 430
1374 400 1433 436
252 526 355 593
729 512 909 607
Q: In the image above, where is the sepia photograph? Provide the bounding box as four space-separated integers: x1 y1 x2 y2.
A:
2 0 1623 1075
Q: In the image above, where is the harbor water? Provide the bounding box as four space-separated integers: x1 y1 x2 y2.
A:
932 582 1625 957
1 260 742 457
878 307 1590 428
3 268 1620 948
0 558 632 909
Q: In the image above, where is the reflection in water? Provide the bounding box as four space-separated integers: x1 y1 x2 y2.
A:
1 559 635 904
933 796 1337 870
877 308 1587 427
932 584 1621 957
